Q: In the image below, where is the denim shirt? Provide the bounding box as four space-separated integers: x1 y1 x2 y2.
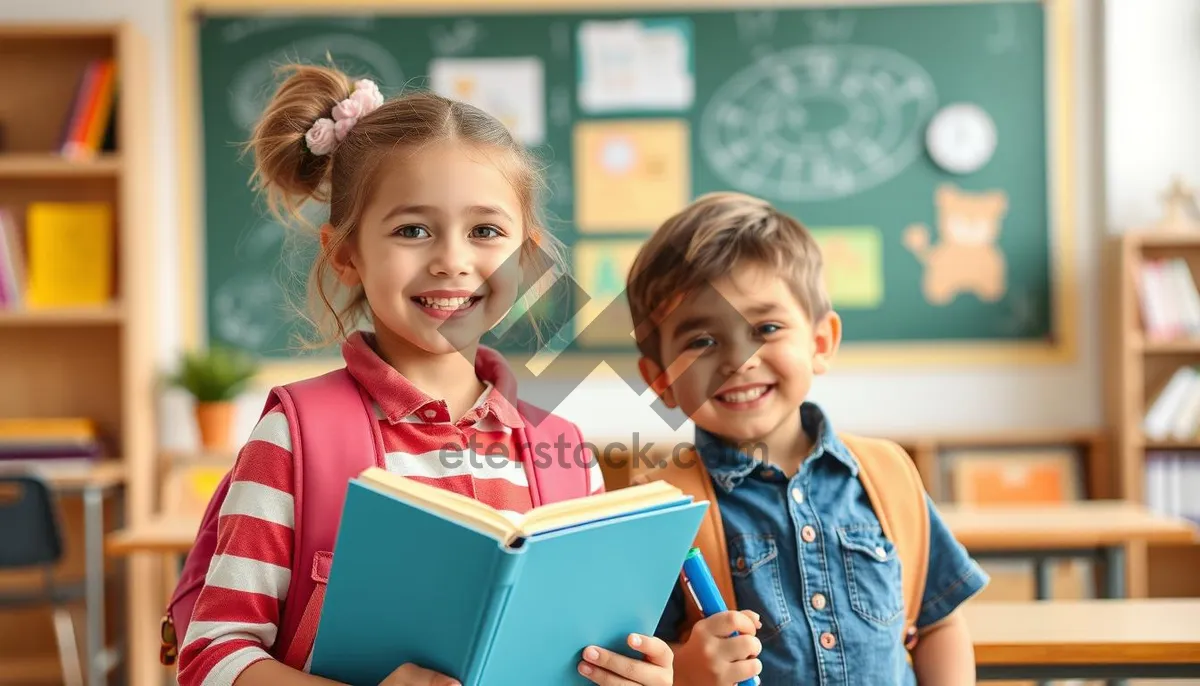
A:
655 403 989 685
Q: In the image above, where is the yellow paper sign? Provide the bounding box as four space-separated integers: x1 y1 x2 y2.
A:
572 239 646 347
811 227 884 309
574 119 690 233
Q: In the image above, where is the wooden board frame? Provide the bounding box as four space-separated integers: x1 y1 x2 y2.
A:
175 0 1079 387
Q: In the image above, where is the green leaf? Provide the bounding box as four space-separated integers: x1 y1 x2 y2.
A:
168 345 260 402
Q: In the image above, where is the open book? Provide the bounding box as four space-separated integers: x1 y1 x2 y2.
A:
310 467 708 686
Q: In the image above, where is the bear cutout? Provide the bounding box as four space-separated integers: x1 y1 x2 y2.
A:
903 184 1009 305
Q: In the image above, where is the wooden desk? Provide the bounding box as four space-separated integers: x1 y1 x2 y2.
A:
968 599 1200 681
940 500 1199 550
940 500 1198 602
107 515 198 556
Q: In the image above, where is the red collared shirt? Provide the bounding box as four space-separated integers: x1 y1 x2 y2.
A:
177 332 604 684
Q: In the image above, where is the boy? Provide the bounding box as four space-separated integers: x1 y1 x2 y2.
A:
626 192 988 685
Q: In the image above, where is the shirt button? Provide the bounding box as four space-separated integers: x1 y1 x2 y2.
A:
790 487 804 504
811 593 826 610
820 632 837 649
424 409 437 419
875 546 888 560
801 525 817 543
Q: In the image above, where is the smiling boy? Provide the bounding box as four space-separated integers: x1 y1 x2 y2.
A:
627 192 988 685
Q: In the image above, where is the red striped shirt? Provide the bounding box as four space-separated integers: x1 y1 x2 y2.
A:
176 333 604 685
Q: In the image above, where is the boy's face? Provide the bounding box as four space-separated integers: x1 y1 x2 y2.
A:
639 261 841 445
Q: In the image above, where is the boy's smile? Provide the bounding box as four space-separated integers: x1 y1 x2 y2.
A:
640 260 841 470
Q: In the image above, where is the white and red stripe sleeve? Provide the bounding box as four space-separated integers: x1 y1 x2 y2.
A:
176 407 297 686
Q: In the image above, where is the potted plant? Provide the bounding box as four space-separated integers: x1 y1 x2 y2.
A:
169 345 259 451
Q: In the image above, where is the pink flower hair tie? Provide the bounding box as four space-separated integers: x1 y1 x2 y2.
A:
304 78 384 156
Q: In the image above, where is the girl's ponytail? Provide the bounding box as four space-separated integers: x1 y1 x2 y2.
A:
247 64 353 224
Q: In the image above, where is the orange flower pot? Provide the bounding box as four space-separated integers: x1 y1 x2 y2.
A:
195 401 235 451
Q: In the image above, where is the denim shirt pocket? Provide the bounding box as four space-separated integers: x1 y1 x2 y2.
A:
727 533 791 641
837 525 905 627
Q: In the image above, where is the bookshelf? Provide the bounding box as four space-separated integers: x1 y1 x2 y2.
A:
1106 229 1200 599
0 22 155 685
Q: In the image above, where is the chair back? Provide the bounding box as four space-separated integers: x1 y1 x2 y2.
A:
0 474 62 569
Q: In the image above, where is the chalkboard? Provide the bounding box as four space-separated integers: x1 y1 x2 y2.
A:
186 0 1076 370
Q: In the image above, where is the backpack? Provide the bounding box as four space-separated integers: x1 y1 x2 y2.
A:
634 433 930 651
160 359 594 670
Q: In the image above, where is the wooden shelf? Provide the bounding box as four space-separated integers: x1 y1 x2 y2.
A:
1134 335 1200 353
0 153 121 178
0 21 156 685
1105 231 1200 599
1127 231 1200 248
1143 438 1200 450
0 655 64 685
0 304 123 326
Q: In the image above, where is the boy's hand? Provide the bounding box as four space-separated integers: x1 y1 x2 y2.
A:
378 663 460 686
578 633 673 685
673 610 764 686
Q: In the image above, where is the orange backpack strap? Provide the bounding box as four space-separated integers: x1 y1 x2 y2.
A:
839 432 931 650
632 448 734 640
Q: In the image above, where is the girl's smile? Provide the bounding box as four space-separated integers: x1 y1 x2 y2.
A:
411 289 485 321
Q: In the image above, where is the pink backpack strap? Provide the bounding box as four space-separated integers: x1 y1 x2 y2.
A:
269 368 385 670
516 401 592 505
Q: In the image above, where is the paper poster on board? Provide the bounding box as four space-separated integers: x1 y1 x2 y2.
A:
573 119 690 233
810 227 884 309
572 239 645 347
577 18 694 113
429 57 546 146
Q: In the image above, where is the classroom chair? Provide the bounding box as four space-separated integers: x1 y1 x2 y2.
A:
0 474 85 686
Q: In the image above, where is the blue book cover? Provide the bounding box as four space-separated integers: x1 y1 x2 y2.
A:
309 467 708 686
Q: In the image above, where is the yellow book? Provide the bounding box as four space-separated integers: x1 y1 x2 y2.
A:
25 202 112 308
0 417 98 441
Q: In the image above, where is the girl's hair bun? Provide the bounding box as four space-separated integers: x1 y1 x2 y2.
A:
247 63 353 220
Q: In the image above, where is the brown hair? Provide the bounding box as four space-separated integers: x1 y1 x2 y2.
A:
246 63 564 349
625 191 831 365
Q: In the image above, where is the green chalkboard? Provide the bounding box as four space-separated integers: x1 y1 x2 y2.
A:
191 0 1070 367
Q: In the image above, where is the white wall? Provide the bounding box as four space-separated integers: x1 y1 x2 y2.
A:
1105 0 1200 230
2 0 1130 451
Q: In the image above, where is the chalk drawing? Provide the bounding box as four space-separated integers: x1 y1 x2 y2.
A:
213 274 279 351
699 45 937 202
806 11 856 43
987 5 1019 54
430 19 483 56
229 34 403 132
550 85 572 128
736 11 776 45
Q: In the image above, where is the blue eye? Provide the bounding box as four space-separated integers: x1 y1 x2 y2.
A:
471 225 504 239
393 225 430 238
757 323 783 336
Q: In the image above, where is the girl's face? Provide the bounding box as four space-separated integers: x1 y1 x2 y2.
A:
327 140 525 357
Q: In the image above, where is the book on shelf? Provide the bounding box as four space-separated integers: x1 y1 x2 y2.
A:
58 58 118 160
1145 450 1200 525
309 467 708 686
0 208 24 309
1144 365 1200 442
1136 256 1200 342
23 202 113 308
0 417 103 469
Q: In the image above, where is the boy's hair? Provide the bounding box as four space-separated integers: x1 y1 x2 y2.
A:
246 63 565 349
625 191 831 365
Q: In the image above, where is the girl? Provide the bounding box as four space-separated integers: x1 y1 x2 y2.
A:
175 64 674 686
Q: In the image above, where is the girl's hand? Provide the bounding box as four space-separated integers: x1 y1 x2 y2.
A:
578 633 673 686
378 663 459 686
